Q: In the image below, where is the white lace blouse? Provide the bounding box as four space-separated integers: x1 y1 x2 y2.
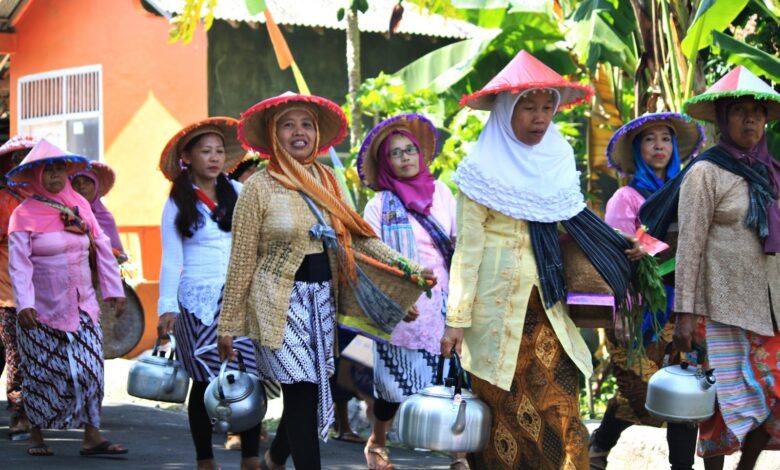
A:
157 180 242 326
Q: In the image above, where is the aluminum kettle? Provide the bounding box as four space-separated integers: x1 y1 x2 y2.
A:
204 351 267 433
127 334 190 403
397 352 491 453
645 342 716 423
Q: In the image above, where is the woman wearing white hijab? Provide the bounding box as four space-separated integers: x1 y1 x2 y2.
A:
441 50 642 469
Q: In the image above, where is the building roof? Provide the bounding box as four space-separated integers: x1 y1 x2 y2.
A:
153 0 491 39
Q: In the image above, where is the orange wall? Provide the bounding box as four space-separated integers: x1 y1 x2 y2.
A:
8 0 208 282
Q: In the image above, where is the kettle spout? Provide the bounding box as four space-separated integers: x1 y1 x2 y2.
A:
451 401 467 435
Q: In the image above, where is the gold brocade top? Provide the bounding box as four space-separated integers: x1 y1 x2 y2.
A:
218 168 409 349
446 192 593 391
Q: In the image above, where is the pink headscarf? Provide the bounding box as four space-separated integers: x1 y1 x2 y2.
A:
70 169 124 253
8 162 102 236
375 129 435 215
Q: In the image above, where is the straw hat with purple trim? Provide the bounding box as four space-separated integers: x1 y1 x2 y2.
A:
684 65 780 122
239 92 347 156
71 161 116 197
357 113 438 190
159 117 244 181
460 50 593 111
5 138 89 186
606 112 705 175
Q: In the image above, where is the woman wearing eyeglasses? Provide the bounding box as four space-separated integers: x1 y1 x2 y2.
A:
357 114 463 470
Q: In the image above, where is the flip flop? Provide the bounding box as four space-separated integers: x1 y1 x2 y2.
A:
332 431 366 444
80 440 128 456
27 443 54 456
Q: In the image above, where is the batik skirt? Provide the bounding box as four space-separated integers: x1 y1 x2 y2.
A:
17 311 103 430
1 307 24 416
468 289 589 470
175 296 258 383
373 342 439 404
253 281 336 441
697 320 780 457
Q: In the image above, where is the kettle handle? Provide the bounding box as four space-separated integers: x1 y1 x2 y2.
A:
436 349 466 396
662 340 707 367
217 349 246 400
152 334 178 361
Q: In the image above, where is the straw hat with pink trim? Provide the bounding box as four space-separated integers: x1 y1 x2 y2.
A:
460 50 593 111
5 138 89 186
159 117 244 182
71 161 116 197
238 91 348 156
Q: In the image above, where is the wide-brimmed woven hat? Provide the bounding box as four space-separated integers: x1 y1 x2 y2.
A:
238 91 347 156
460 50 593 111
0 135 39 175
357 113 438 189
684 65 780 122
159 117 244 181
5 138 89 186
71 161 116 197
606 112 705 175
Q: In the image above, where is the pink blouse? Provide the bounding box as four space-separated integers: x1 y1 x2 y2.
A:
9 230 124 332
604 186 646 234
363 180 457 354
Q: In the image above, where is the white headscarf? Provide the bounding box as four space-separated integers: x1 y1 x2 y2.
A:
453 89 585 222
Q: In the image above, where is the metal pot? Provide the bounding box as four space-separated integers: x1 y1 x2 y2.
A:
127 335 190 403
645 342 716 423
204 351 267 433
397 352 491 453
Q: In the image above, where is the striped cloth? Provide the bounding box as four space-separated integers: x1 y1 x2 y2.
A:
697 320 780 457
530 207 634 309
175 303 258 383
17 311 103 429
254 280 336 441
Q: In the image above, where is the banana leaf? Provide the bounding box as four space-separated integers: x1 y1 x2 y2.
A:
681 0 750 59
711 30 780 83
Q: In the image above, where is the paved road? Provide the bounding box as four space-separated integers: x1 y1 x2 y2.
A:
0 400 451 469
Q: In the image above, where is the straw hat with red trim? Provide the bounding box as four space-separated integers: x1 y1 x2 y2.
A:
460 50 593 111
356 113 438 189
71 161 116 197
238 91 348 156
5 138 89 186
606 112 705 175
0 135 39 174
159 117 244 181
684 65 780 122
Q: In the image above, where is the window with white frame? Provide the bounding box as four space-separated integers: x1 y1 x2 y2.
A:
18 65 103 160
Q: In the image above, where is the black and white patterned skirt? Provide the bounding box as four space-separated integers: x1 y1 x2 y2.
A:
17 311 103 430
253 281 336 441
373 342 440 404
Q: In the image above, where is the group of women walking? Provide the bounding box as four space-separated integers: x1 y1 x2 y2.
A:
1 48 779 470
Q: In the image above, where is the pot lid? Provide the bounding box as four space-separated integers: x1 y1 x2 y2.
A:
215 371 259 402
139 354 178 367
419 384 477 399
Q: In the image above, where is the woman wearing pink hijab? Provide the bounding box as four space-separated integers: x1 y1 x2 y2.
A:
5 139 127 457
70 161 127 261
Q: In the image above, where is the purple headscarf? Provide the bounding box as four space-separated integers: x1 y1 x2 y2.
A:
375 129 435 215
715 98 780 252
72 169 125 255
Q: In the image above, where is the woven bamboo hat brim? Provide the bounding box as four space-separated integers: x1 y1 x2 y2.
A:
72 161 116 197
0 135 38 175
6 138 89 186
357 113 438 189
159 117 243 181
683 65 780 123
238 92 347 156
606 112 705 175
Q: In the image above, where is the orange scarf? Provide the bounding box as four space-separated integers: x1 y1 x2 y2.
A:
266 110 378 283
